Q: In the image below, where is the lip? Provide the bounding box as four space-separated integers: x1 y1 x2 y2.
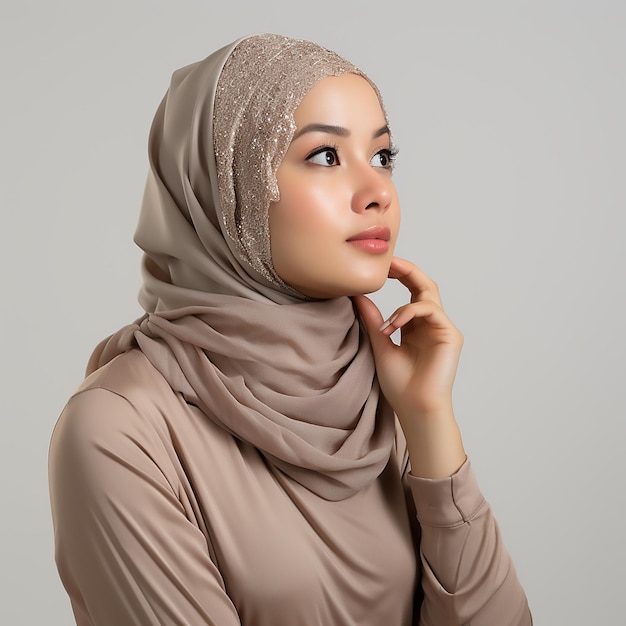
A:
346 226 391 242
346 226 391 254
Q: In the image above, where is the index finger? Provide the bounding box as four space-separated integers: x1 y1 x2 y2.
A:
388 257 442 306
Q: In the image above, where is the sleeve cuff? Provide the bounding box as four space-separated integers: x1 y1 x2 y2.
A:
406 457 487 527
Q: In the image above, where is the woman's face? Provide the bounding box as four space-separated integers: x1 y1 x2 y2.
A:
269 73 401 299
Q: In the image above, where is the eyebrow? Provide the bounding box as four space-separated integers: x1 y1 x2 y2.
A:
292 123 390 140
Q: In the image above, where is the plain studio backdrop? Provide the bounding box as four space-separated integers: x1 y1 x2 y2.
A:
1 1 624 623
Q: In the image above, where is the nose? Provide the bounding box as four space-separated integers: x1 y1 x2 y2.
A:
350 166 393 214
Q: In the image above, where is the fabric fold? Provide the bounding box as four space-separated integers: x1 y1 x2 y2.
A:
86 34 395 501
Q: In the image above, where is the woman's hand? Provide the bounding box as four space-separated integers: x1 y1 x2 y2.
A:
353 257 466 478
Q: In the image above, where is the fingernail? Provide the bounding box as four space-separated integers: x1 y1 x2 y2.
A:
379 314 398 332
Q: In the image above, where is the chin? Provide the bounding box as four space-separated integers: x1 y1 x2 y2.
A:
296 277 386 300
341 273 390 298
283 264 392 300
352 278 388 297
353 265 392 294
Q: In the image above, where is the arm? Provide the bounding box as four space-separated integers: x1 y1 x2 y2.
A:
355 257 532 625
407 459 531 625
49 388 241 626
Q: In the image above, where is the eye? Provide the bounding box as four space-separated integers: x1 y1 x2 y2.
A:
307 146 340 167
370 148 398 169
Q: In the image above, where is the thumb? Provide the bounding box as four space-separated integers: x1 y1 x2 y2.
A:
352 295 391 357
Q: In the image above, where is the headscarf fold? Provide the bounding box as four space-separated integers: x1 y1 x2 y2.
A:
87 34 395 501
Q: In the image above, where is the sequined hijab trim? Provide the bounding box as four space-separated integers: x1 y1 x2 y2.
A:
213 35 369 294
87 34 395 501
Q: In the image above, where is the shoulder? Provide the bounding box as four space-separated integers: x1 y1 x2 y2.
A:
49 350 185 490
57 349 181 434
76 348 175 409
50 349 240 495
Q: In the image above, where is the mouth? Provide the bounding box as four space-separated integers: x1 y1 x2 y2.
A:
346 226 391 253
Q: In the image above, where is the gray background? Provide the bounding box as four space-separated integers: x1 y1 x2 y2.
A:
1 1 624 623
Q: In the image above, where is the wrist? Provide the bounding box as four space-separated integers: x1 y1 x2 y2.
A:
397 408 466 479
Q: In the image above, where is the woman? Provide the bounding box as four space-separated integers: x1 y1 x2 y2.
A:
49 34 532 625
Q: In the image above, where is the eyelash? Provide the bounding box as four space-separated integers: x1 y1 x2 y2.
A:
306 144 341 167
306 144 399 169
378 146 399 169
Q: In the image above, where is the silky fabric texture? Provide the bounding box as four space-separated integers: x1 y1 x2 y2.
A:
50 33 534 625
86 34 395 501
50 350 532 625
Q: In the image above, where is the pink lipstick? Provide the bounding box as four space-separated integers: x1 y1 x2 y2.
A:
346 226 391 253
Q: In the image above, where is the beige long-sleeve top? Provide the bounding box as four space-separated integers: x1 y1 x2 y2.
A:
49 349 531 625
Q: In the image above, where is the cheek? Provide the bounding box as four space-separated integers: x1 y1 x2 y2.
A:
391 196 402 241
271 180 343 244
269 185 346 291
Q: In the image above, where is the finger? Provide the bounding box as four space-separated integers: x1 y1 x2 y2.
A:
388 257 442 307
379 300 459 338
352 296 397 354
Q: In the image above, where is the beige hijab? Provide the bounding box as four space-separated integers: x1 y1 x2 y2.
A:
87 34 395 501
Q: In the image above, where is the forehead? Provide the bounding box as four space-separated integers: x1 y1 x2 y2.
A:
294 74 386 126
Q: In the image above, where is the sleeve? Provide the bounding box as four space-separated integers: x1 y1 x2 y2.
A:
48 388 241 626
403 456 532 625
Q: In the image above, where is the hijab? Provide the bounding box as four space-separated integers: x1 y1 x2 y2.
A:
87 34 395 501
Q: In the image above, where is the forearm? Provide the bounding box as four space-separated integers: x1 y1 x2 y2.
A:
397 405 466 479
406 459 532 625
